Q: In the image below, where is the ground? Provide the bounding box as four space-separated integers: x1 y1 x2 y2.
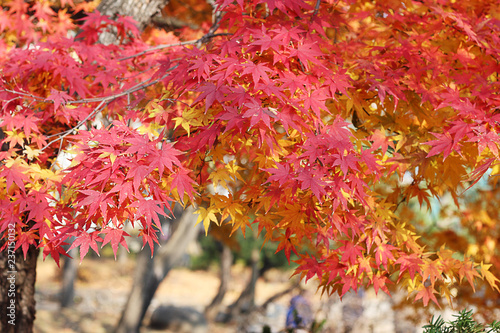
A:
33 255 301 333
33 254 480 333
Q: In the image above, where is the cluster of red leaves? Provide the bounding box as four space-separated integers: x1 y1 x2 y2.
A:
1 0 500 307
0 4 183 263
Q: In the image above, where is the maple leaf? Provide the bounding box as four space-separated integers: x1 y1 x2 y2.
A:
332 153 359 177
196 206 219 234
101 228 130 259
114 180 134 205
195 83 226 111
371 272 392 295
290 42 323 70
1 160 28 192
425 132 462 160
396 254 423 281
264 163 293 186
130 199 168 229
171 168 196 202
42 240 71 267
138 227 160 255
479 262 500 292
296 168 327 201
302 87 328 117
250 25 281 53
115 15 140 40
275 229 300 264
368 129 391 155
414 285 440 307
242 99 274 129
463 158 494 193
15 230 39 259
469 128 499 157
294 255 323 282
150 143 182 175
374 241 397 269
47 88 74 111
67 231 103 262
77 11 113 44
242 62 272 85
421 260 442 287
77 190 110 218
189 56 212 81
338 241 363 265
458 257 480 292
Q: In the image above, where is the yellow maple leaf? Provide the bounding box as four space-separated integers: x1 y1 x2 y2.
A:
479 262 500 292
4 130 25 148
23 146 41 161
195 206 219 234
208 167 230 190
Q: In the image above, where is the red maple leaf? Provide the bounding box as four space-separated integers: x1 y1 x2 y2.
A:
425 132 461 160
338 241 363 265
242 62 272 85
414 285 440 307
171 168 196 202
101 228 130 259
290 42 323 70
371 272 392 295
296 168 327 201
149 143 181 175
2 165 28 193
67 231 103 262
265 163 292 187
47 88 74 111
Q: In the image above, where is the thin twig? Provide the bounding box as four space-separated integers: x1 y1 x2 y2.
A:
3 63 179 109
40 64 178 150
198 4 225 48
2 89 46 101
66 64 178 104
312 0 321 18
41 100 107 152
49 134 66 170
118 40 199 61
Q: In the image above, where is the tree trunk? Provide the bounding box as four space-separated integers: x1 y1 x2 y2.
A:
204 243 232 321
0 241 39 333
60 246 78 308
114 205 199 333
221 246 260 323
97 0 170 45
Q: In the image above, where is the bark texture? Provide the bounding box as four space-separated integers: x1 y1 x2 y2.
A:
97 0 169 45
114 206 199 333
0 242 39 333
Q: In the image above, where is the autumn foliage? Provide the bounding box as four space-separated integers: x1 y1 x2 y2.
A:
1 0 500 309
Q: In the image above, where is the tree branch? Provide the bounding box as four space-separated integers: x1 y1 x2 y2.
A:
117 41 198 61
39 64 178 151
40 100 107 152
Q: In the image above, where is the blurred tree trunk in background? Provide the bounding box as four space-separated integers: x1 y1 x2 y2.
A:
114 206 199 333
60 246 78 308
222 246 260 323
205 243 233 321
